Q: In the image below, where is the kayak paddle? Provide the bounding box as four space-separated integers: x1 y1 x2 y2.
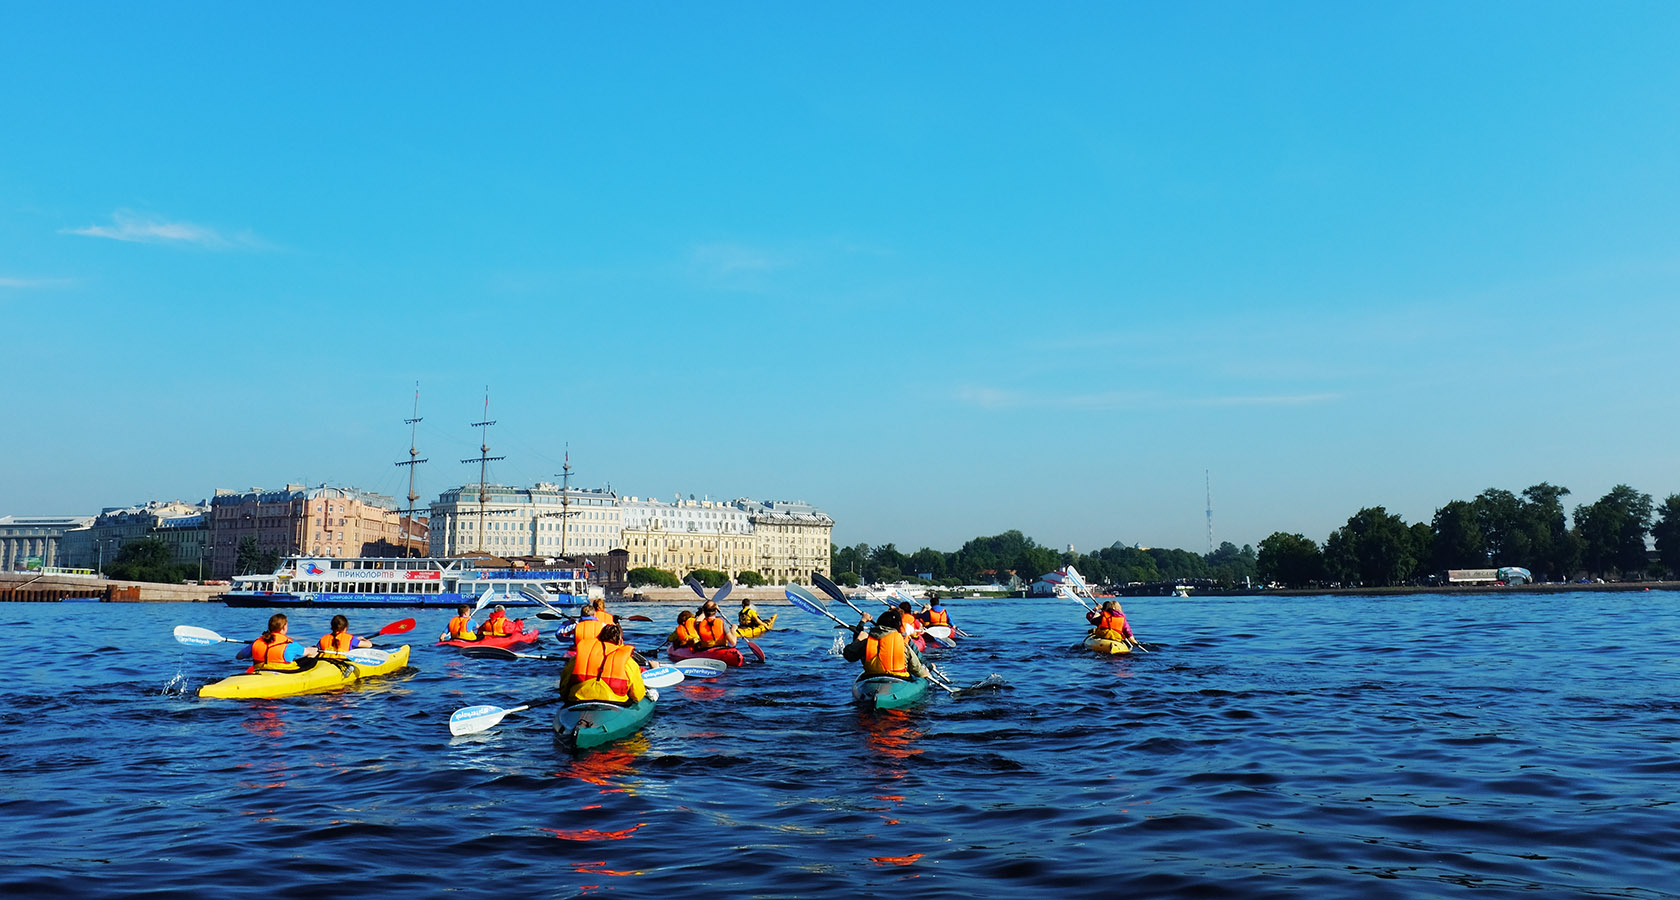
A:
173 624 245 647
359 618 416 640
811 572 870 618
449 695 569 736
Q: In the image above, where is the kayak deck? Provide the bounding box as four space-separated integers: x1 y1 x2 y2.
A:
199 645 413 699
668 646 747 667
554 695 657 750
1081 633 1134 655
437 628 540 651
852 675 929 710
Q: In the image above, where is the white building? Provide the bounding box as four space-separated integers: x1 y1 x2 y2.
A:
0 515 95 571
429 482 621 558
621 497 756 578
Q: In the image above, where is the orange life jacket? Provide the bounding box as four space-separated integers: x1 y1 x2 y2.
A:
319 631 352 652
568 641 635 702
446 615 472 637
863 631 910 677
925 608 950 627
573 617 604 648
251 633 293 665
1097 611 1129 634
595 611 615 627
697 616 729 648
483 613 515 637
671 619 700 648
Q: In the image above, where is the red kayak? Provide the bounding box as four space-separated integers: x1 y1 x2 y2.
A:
668 645 747 667
437 626 541 651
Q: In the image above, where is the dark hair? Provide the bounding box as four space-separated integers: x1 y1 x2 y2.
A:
601 624 623 644
263 613 288 641
897 601 913 613
330 614 348 634
678 610 694 622
878 610 902 630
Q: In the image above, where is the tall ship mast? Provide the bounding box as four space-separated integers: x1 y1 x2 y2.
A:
461 389 504 553
393 383 427 558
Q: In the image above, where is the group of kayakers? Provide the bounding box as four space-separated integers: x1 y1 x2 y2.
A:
244 613 378 671
439 604 526 642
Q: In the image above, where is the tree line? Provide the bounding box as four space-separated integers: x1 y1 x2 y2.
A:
1258 482 1680 588
830 530 1260 590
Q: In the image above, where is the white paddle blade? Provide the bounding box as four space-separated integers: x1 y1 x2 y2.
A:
345 648 391 666
928 632 957 648
449 705 509 736
642 666 685 689
923 625 953 641
673 663 723 678
173 625 226 646
674 657 727 672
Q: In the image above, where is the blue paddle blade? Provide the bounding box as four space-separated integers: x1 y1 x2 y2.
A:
784 588 825 617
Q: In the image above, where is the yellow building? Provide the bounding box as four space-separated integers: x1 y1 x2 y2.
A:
620 497 832 585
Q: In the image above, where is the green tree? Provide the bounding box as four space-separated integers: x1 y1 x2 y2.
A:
735 570 766 587
1574 485 1654 578
1326 507 1417 587
1204 541 1258 586
908 547 946 581
105 537 188 584
686 568 727 589
1652 495 1680 579
835 570 861 587
1474 489 1533 566
1521 482 1577 580
1256 532 1322 588
628 567 680 588
234 537 265 576
1430 500 1485 572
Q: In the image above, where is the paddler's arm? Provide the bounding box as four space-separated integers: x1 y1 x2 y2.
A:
840 637 868 662
557 656 581 700
906 644 932 679
626 659 646 702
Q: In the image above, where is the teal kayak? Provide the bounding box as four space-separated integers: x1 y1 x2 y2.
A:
852 675 929 710
554 694 657 750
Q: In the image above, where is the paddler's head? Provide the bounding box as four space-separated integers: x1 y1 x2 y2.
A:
876 610 902 632
677 610 694 623
600 624 623 645
265 613 288 638
456 604 470 615
330 614 348 635
897 601 913 614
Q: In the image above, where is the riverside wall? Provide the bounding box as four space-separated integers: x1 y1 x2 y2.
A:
0 572 225 603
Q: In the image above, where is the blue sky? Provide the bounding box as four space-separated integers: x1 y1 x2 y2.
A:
4 4 1678 554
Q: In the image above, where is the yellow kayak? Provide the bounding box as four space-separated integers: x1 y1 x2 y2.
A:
199 645 412 699
1081 633 1134 655
737 612 778 638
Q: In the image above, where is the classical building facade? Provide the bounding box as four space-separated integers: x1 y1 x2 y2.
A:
620 497 756 578
739 499 835 584
429 482 621 559
619 496 833 585
207 485 417 578
58 500 206 570
0 515 94 571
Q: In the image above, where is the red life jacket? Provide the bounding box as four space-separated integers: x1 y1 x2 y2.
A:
863 632 910 677
319 632 352 652
697 617 729 648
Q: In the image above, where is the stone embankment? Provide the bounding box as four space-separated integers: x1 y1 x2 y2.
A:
0 572 225 603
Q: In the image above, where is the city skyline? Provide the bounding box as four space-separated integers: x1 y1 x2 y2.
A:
4 5 1678 554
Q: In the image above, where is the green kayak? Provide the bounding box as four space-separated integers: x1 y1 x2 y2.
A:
852 675 930 710
554 693 657 751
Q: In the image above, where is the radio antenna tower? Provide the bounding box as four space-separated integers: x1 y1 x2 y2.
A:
460 388 505 552
1205 469 1214 555
393 382 427 558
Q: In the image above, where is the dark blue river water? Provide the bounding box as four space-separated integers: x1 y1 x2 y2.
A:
3 590 1677 898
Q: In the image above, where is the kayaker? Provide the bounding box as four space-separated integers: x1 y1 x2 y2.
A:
318 614 376 654
560 624 646 705
481 605 522 638
738 597 771 633
667 610 702 651
895 601 925 639
573 602 610 649
443 604 478 642
842 610 931 681
696 603 736 649
248 613 318 670
1087 600 1135 644
920 599 954 631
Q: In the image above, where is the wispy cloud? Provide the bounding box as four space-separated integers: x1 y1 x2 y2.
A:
956 385 1341 411
688 243 789 277
0 276 76 289
62 210 267 250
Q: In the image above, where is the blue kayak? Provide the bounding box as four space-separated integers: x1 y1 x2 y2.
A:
851 675 929 710
554 695 657 750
